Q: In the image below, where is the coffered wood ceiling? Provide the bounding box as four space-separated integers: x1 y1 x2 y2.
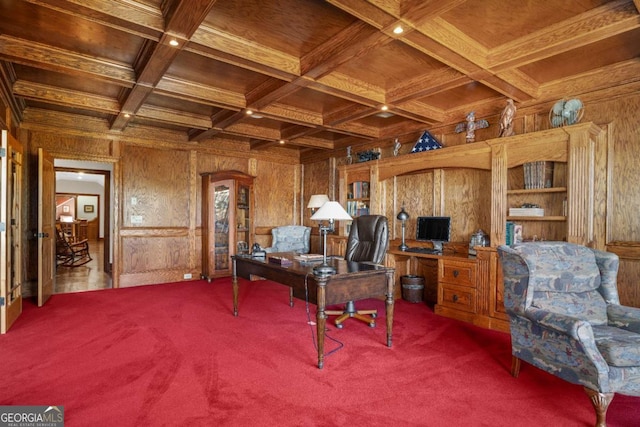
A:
1 0 639 156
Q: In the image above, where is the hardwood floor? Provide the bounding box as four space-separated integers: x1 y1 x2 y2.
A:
55 239 112 294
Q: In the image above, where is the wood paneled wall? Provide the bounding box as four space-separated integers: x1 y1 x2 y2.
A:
302 92 640 307
13 92 640 307
19 124 301 292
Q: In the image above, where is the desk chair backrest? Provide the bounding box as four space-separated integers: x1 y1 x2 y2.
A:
345 215 388 264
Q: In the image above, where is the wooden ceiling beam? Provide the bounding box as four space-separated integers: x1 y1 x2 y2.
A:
245 78 306 110
388 68 471 104
488 0 640 70
23 0 164 39
163 0 217 38
0 62 24 123
537 59 640 101
135 104 212 129
191 25 300 76
280 124 319 141
111 0 217 131
0 35 135 85
156 76 245 108
324 104 375 126
300 21 392 80
12 80 120 113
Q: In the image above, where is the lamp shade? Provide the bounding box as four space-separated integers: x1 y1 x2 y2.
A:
307 194 329 209
311 201 352 221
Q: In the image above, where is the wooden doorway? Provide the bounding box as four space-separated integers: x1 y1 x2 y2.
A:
55 167 111 274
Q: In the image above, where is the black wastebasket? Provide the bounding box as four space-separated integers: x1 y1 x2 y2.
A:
401 275 425 303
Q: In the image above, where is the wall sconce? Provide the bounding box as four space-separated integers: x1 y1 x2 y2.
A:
307 194 329 214
397 205 409 251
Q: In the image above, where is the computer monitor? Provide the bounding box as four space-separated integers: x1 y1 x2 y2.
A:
416 216 451 251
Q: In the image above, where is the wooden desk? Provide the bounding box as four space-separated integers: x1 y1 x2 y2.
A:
232 253 395 369
387 246 509 332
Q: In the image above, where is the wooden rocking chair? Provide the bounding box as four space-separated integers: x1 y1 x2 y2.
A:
56 224 92 267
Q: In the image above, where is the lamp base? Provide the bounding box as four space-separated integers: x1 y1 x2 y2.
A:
399 243 408 251
313 263 336 276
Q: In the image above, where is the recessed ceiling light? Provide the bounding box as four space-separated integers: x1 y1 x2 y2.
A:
381 105 389 111
124 113 130 118
279 140 285 144
245 109 253 115
393 25 404 35
169 39 179 47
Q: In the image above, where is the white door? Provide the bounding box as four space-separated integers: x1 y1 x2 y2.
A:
1 130 23 333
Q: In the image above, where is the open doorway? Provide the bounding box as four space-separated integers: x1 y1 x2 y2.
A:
54 160 113 293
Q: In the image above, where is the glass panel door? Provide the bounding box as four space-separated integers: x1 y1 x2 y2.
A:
214 184 230 270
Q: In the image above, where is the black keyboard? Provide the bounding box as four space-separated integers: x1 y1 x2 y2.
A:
404 247 441 255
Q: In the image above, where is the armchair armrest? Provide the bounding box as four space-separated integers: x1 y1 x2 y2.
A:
608 304 640 333
525 307 594 341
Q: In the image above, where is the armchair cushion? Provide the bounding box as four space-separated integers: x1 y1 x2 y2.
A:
608 304 640 333
514 242 608 325
593 326 640 367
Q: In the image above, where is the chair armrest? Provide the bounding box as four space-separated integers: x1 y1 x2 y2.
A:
68 239 89 248
608 304 640 333
525 307 594 341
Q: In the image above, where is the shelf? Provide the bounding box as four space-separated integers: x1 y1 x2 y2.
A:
507 187 567 195
507 216 566 221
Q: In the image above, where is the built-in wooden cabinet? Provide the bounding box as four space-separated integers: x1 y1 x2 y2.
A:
338 163 376 236
201 170 254 281
353 122 605 331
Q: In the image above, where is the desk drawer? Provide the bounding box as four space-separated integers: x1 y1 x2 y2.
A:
439 283 477 313
439 260 476 288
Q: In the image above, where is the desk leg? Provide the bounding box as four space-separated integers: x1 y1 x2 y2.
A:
232 258 239 316
315 274 328 369
385 269 395 347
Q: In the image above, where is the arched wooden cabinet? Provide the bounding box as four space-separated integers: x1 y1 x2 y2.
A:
345 122 606 331
201 170 254 281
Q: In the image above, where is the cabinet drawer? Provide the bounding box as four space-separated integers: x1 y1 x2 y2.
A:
439 283 477 313
439 260 477 287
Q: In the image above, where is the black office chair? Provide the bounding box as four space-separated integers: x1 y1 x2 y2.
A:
327 215 389 328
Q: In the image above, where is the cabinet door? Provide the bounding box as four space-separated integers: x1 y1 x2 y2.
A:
213 181 232 272
235 184 250 254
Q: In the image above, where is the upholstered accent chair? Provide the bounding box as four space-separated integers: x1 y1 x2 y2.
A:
498 242 640 427
326 215 389 328
264 225 311 254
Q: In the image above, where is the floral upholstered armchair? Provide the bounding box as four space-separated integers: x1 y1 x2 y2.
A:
498 242 640 427
264 225 311 254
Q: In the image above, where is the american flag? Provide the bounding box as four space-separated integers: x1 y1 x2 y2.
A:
410 130 442 153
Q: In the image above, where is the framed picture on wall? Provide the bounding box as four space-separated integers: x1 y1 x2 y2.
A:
84 205 94 213
63 205 70 213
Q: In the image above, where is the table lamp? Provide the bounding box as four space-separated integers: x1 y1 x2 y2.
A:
310 201 352 276
397 205 409 251
307 194 329 214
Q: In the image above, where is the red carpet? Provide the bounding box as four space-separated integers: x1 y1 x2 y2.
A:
1 279 638 426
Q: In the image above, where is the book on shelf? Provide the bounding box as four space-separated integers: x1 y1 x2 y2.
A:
523 161 554 189
506 221 514 245
346 200 369 217
509 207 544 216
505 222 523 245
348 181 370 199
